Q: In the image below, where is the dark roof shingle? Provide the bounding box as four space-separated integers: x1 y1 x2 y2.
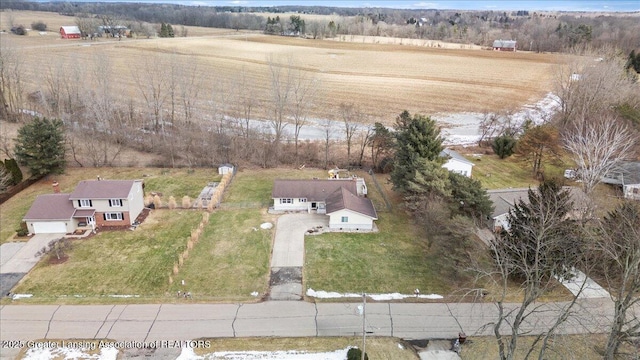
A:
69 180 135 199
23 194 76 221
272 179 358 202
325 187 378 219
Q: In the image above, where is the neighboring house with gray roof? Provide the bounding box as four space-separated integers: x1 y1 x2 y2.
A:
487 186 590 232
601 162 640 201
23 179 144 234
440 148 475 177
272 178 377 230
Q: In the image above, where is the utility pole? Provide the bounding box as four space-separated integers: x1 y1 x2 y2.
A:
362 292 366 360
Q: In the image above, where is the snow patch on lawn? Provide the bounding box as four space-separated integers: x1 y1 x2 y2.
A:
307 289 443 300
11 293 33 299
23 347 118 360
178 345 351 359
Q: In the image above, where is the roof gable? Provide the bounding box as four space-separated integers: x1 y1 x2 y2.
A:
69 180 135 200
272 179 358 202
326 187 378 219
60 26 81 34
23 194 76 221
440 148 474 166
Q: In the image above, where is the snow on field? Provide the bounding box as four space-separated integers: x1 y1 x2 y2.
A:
23 347 118 360
307 288 443 300
437 92 560 146
177 346 351 360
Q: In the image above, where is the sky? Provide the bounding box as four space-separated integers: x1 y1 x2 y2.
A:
65 0 640 12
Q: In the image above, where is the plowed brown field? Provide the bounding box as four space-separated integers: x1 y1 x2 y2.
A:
2 11 567 124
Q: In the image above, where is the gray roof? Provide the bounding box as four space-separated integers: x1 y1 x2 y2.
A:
23 194 75 221
488 186 590 219
440 148 474 166
326 187 378 219
601 162 640 186
272 179 358 202
69 180 135 200
493 39 517 48
487 188 530 219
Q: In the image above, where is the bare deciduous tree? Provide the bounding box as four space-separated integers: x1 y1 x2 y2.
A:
268 55 294 164
594 201 640 360
339 102 361 166
0 41 24 120
482 181 588 360
132 53 169 132
563 115 637 194
290 70 316 166
321 118 335 169
0 167 11 194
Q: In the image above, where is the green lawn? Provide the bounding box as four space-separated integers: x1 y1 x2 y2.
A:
170 208 273 301
463 334 614 360
12 210 201 300
0 167 220 244
467 153 569 189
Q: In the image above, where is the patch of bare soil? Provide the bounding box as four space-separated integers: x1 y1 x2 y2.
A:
269 267 302 286
48 254 69 265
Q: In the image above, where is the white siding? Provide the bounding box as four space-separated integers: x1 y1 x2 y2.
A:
127 181 145 224
493 214 510 232
328 209 374 230
442 159 473 178
273 198 311 212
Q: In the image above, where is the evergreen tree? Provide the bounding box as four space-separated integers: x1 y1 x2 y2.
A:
448 172 493 220
160 22 168 37
391 110 443 193
492 135 517 159
14 117 66 177
496 180 578 280
167 24 175 37
3 158 23 185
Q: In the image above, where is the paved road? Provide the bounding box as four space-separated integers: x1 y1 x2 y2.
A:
0 298 618 343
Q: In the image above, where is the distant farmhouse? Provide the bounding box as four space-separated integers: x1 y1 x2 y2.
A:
272 177 377 231
59 26 81 39
493 39 517 51
601 162 640 201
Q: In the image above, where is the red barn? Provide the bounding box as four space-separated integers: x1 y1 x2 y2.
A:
60 26 81 39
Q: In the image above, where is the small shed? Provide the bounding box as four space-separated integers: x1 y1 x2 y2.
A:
60 26 81 39
492 39 517 51
218 164 234 175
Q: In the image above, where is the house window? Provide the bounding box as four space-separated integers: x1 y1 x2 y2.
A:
299 198 307 203
341 216 348 223
104 212 123 221
79 199 92 208
109 199 123 207
279 198 293 204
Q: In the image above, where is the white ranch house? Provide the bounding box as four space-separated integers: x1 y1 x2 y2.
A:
272 178 377 231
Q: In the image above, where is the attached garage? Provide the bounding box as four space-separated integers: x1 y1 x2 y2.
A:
31 221 68 234
23 193 77 235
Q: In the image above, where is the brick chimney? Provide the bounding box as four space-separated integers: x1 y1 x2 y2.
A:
52 181 60 193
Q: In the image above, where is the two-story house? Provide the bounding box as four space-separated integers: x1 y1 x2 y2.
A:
23 180 144 234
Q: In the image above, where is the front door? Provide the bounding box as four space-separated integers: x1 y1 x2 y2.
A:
87 216 95 225
311 202 317 210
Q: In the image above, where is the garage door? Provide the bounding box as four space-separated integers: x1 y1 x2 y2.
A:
32 222 67 234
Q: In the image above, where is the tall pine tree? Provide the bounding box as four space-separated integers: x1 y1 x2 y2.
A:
391 110 443 193
14 117 66 177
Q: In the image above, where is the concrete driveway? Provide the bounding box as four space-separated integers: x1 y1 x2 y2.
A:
269 214 327 300
271 214 328 268
0 233 64 274
0 233 65 296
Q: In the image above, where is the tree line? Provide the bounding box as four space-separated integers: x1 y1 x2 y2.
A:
2 1 640 53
